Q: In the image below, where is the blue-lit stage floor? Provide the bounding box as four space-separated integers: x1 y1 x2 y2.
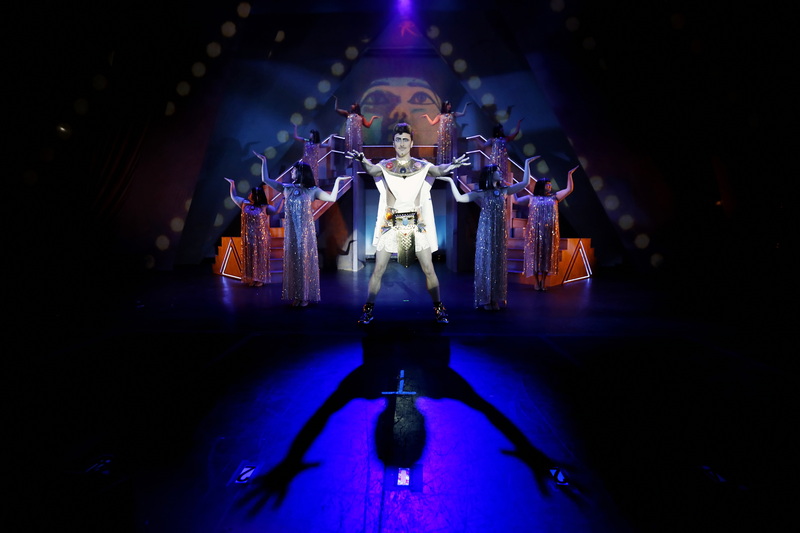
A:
10 262 796 532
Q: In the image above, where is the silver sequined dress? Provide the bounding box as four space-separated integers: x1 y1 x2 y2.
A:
344 114 363 152
474 190 508 307
302 141 321 184
282 188 321 303
240 203 271 285
523 195 560 277
436 113 458 165
489 137 509 181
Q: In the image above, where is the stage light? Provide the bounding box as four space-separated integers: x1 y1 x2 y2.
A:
397 0 412 19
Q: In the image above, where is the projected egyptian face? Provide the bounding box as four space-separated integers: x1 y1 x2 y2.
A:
359 77 441 146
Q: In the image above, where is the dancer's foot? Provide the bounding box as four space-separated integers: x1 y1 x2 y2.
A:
434 302 449 324
357 303 374 325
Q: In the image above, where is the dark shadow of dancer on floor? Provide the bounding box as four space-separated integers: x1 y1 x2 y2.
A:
236 331 581 516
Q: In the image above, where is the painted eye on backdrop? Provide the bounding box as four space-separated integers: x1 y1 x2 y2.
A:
408 91 437 106
361 90 400 107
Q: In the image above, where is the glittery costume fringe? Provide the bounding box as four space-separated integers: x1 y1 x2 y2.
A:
282 190 321 303
474 192 508 307
523 195 560 277
240 204 271 285
344 114 363 152
303 141 320 184
436 113 458 165
489 137 509 181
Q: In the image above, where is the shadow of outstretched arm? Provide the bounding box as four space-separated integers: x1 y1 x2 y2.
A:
235 369 367 515
435 367 583 497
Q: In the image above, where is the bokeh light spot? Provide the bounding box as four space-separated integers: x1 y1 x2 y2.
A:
634 233 650 249
590 175 604 191
165 101 176 116
535 160 549 174
481 93 496 107
192 62 207 77
304 96 318 110
345 46 359 60
56 123 72 140
207 41 222 58
275 30 285 43
566 17 580 32
184 198 192 211
318 80 331 93
522 143 537 156
427 25 440 39
237 2 251 18
277 130 289 143
176 81 191 96
155 235 170 251
467 76 481 89
214 213 225 227
650 253 665 268
618 214 634 230
439 42 453 56
550 0 565 12
170 217 185 232
604 195 620 210
331 62 345 76
290 113 303 126
453 58 467 73
221 21 237 38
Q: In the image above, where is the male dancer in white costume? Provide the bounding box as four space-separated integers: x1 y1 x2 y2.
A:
347 122 470 324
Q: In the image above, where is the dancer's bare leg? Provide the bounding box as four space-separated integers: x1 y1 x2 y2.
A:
417 248 449 323
366 249 392 303
416 248 441 302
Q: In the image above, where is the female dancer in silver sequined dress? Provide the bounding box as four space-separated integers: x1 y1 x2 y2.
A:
475 118 523 183
223 179 280 287
515 165 577 291
334 97 379 153
254 151 347 307
438 156 538 310
293 126 330 183
422 100 470 165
